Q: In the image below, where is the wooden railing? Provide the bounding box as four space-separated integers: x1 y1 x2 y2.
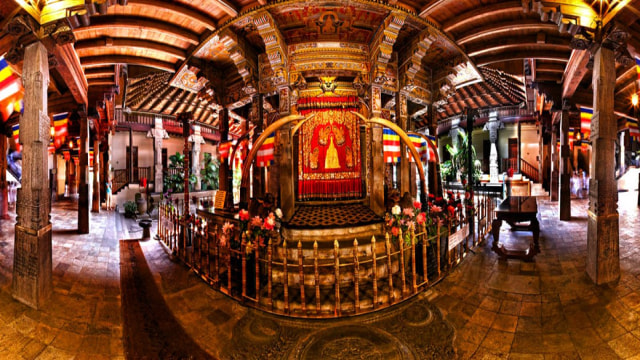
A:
157 192 498 318
520 158 539 183
113 169 129 194
112 166 152 193
502 158 518 173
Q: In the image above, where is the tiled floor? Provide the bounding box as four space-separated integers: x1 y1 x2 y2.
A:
0 169 638 359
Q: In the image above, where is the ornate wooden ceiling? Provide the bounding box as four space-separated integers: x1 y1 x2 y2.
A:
2 0 640 132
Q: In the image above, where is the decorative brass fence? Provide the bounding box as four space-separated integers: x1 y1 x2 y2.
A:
157 193 497 318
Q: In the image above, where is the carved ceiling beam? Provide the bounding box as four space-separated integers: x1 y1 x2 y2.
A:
444 1 523 33
85 66 114 79
127 0 217 30
75 38 187 61
253 11 288 86
214 0 239 18
400 28 435 86
475 50 570 66
457 21 559 45
81 55 175 72
219 29 259 96
561 49 590 99
466 36 571 57
50 42 88 107
74 16 200 45
370 11 406 84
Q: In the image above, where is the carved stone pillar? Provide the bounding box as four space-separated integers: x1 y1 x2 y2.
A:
278 86 291 116
550 124 559 201
586 45 619 285
0 135 8 219
559 109 571 220
370 85 382 118
78 112 90 234
91 139 100 212
190 125 205 191
147 116 168 193
13 42 52 309
483 112 502 183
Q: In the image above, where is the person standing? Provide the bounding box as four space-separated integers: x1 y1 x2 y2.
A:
106 178 113 211
8 181 17 210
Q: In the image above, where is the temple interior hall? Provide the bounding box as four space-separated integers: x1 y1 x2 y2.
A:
2 0 640 359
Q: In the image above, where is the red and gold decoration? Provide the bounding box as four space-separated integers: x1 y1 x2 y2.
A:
297 96 361 200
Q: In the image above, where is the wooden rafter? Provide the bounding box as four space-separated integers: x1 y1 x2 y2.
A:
74 16 200 45
128 0 217 30
75 38 187 61
81 55 175 72
457 21 559 45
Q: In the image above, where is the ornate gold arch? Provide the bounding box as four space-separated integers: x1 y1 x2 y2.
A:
350 112 427 198
239 113 315 203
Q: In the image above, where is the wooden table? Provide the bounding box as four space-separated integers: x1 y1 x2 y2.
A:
491 196 540 261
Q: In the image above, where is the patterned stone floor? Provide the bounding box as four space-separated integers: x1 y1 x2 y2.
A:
0 168 638 359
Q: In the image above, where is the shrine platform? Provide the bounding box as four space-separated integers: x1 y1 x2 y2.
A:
282 202 384 244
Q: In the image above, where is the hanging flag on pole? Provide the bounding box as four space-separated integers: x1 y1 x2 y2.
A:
256 132 275 167
53 112 69 148
0 56 24 122
622 114 640 140
579 106 592 140
407 134 427 163
426 134 437 163
12 124 20 152
383 128 401 163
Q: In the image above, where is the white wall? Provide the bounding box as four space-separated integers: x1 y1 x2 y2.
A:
112 131 154 171
520 123 539 168
498 125 517 162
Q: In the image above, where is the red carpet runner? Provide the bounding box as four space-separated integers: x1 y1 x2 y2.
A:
119 240 213 359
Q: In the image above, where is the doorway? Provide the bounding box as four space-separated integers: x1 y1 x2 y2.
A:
126 146 139 183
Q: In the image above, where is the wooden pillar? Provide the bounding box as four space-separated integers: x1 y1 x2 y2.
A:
251 94 265 200
218 108 231 208
13 41 52 309
0 135 8 219
559 109 571 220
78 112 90 234
550 123 559 201
586 45 619 285
370 84 384 215
91 139 100 212
517 121 522 173
396 92 409 195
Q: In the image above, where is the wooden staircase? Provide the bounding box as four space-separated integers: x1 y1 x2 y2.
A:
112 167 151 195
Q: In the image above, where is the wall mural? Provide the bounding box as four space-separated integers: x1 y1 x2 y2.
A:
297 96 361 200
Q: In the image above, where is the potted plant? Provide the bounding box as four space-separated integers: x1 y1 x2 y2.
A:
201 153 219 190
124 201 137 218
163 152 197 193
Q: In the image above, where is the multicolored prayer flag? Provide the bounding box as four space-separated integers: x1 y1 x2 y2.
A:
636 57 640 80
12 124 20 152
218 141 232 160
624 115 640 140
580 106 592 140
53 112 69 148
0 56 24 122
383 128 401 163
426 134 437 163
256 132 275 167
407 134 427 163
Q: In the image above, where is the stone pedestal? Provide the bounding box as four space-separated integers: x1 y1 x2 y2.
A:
13 42 52 309
559 110 571 220
78 114 90 234
586 46 619 285
92 140 100 212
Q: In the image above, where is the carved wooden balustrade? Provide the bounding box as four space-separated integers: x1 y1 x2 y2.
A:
157 193 497 318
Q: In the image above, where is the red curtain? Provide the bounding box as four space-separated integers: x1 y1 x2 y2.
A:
297 103 362 200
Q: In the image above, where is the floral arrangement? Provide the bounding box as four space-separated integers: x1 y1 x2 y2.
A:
385 201 426 246
235 208 283 254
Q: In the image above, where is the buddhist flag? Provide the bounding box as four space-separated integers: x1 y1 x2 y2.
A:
580 106 592 140
53 113 69 148
636 57 640 80
0 56 24 122
256 132 275 167
48 138 55 154
218 142 232 160
426 134 437 163
408 134 427 163
383 128 401 163
89 149 94 167
624 115 640 139
12 124 20 152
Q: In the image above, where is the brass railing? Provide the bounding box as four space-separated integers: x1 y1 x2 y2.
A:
157 193 497 318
